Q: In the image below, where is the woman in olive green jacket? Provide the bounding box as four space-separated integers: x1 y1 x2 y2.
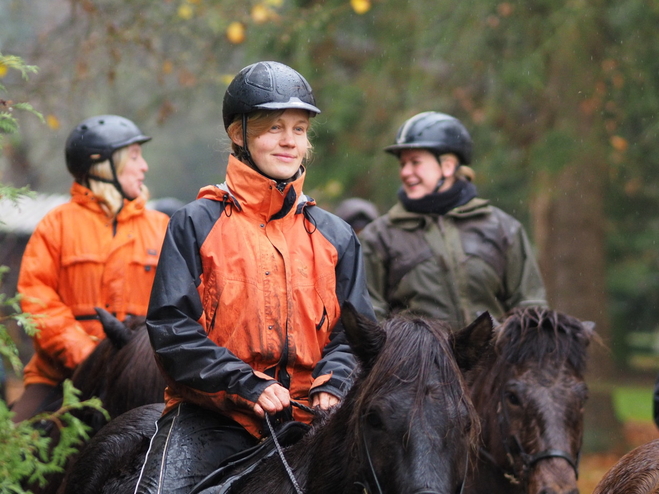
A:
359 111 547 329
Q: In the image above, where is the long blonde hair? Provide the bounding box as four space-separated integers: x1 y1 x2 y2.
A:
87 146 150 216
226 110 313 163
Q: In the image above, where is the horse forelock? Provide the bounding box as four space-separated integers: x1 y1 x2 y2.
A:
348 316 478 446
493 307 591 377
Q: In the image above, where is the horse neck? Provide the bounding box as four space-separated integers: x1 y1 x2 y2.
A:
295 404 360 493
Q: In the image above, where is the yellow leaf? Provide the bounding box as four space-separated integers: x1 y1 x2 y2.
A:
251 4 271 24
178 4 193 19
610 135 628 152
350 0 371 14
46 114 61 130
0 64 6 78
226 22 246 44
265 0 283 6
221 74 235 86
162 60 174 74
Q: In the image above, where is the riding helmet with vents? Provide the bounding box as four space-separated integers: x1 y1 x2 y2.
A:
222 61 321 130
65 115 151 182
384 111 473 165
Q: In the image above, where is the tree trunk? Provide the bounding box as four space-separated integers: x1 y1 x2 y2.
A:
532 155 622 453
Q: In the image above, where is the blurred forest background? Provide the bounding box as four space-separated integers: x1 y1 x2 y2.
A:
2 0 659 470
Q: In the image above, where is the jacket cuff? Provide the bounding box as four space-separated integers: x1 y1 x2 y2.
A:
309 373 345 400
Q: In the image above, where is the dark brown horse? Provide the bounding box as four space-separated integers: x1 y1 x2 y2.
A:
69 308 165 433
59 303 494 494
593 439 659 494
463 307 595 494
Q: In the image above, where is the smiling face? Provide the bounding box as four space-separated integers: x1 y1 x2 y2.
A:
117 143 148 199
398 149 459 199
238 109 311 181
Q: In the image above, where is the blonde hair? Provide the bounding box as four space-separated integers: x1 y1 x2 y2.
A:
226 110 313 163
87 146 150 216
456 165 475 182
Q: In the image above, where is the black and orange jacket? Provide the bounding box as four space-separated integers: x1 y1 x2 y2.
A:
146 155 375 438
18 182 169 386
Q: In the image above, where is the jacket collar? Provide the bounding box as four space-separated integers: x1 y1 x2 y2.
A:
387 197 491 230
197 154 314 222
70 181 146 220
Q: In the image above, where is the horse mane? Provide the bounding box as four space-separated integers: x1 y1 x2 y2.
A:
492 306 592 377
350 316 478 445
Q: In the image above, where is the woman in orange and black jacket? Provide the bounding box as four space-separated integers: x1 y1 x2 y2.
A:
11 115 169 422
135 61 375 494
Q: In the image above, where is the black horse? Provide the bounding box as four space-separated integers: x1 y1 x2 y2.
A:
464 307 595 494
59 303 494 494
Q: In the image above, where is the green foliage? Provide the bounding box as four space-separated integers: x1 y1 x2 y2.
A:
0 52 43 148
0 382 108 493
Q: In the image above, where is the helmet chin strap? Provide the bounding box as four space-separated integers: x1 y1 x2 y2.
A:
86 156 131 201
238 113 296 187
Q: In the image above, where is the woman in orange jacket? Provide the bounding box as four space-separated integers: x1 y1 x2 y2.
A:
11 115 170 422
134 61 375 493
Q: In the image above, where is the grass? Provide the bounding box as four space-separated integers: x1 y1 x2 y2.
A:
612 386 654 423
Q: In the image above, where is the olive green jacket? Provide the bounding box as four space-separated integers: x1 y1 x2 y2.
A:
359 197 547 329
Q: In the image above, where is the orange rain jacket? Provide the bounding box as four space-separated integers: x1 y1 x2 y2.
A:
147 155 375 438
18 182 169 386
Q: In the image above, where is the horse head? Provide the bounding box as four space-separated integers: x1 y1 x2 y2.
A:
466 307 595 494
335 303 493 494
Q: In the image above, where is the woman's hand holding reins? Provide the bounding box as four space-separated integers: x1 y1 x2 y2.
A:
311 392 339 410
254 382 290 418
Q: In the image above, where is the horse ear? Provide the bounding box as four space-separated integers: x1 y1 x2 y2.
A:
341 301 386 371
94 307 133 349
581 321 596 337
451 311 494 372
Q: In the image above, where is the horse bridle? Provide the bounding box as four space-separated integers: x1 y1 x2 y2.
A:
479 388 580 486
267 402 469 494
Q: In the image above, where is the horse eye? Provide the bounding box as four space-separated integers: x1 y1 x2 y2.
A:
505 391 521 407
364 410 384 430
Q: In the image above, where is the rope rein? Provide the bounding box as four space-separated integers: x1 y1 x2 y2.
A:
264 400 315 494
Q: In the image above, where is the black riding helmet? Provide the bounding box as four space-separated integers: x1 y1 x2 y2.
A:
65 115 151 197
384 111 473 165
222 61 320 173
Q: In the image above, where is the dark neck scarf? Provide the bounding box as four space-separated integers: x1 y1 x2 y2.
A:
398 179 478 216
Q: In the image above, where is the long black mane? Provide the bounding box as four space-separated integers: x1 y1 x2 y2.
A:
351 316 478 441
